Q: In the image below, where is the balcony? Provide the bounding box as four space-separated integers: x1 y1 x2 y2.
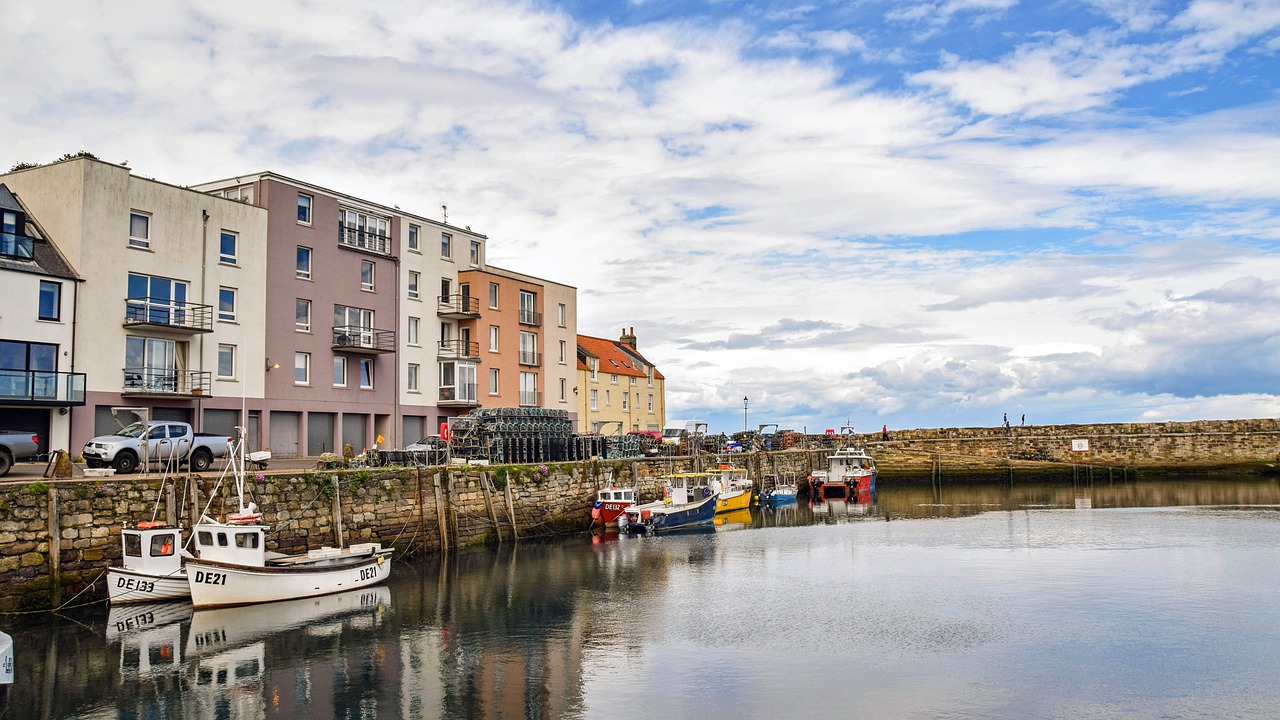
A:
332 326 396 354
121 367 211 398
0 231 35 260
437 294 480 319
438 383 479 408
0 370 86 406
124 297 214 333
518 309 542 327
519 390 542 407
337 224 392 256
518 351 541 367
438 339 479 360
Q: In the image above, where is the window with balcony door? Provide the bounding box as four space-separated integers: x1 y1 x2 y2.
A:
518 290 536 325
519 331 537 365
334 305 374 347
127 274 188 325
0 341 58 401
125 337 186 392
520 372 537 406
341 210 389 253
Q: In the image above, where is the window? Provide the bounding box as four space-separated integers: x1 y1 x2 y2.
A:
408 224 420 251
295 299 311 332
622 391 629 410
359 358 374 389
361 260 375 291
341 210 389 251
559 378 567 402
234 532 259 549
38 281 60 321
408 271 420 300
489 326 499 352
297 193 312 224
441 232 452 259
217 344 235 378
440 278 451 301
470 241 480 266
1 340 58 400
333 357 346 387
150 534 175 557
589 357 598 381
124 337 182 392
520 372 537 406
218 287 237 322
334 305 374 347
611 373 618 384
294 352 310 385
296 246 312 279
558 303 565 327
590 389 598 410
489 368 500 395
408 316 420 345
605 389 611 406
408 363 420 391
519 331 538 365
558 340 566 364
489 282 499 309
129 211 150 248
648 394 654 412
519 290 537 325
219 231 238 265
631 376 637 386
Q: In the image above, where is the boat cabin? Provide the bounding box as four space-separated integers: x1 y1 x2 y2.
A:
829 449 875 479
596 487 636 505
121 525 183 577
192 522 266 567
665 472 715 505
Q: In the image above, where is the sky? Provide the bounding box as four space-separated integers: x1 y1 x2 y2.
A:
3 0 1280 435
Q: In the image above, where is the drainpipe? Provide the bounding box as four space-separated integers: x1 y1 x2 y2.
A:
198 209 209 432
68 279 79 452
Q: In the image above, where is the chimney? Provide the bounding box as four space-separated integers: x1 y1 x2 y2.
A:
620 326 637 349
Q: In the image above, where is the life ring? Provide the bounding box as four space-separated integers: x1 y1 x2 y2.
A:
136 520 166 530
227 512 261 525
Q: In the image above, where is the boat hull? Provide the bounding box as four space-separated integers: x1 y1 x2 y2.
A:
185 549 392 609
716 488 753 514
591 500 632 528
107 566 191 604
632 492 719 532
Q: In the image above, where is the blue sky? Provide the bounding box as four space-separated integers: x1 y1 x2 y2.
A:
3 0 1279 434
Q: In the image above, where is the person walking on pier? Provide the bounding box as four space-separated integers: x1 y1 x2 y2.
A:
1003 413 1011 436
881 425 889 441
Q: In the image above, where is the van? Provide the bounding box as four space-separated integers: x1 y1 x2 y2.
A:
661 420 708 445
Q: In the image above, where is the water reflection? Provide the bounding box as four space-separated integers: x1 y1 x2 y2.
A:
5 476 1280 719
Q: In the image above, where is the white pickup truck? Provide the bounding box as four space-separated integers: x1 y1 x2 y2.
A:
0 430 40 476
82 421 232 474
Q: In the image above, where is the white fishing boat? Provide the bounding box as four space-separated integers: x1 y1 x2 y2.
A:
107 522 189 604
183 428 392 609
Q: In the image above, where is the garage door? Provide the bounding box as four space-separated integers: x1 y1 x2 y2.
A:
0 408 50 456
269 411 301 457
341 414 367 454
307 412 335 455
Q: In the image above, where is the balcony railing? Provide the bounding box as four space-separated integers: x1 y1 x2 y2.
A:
437 294 480 319
0 231 35 259
438 339 480 360
124 297 214 333
518 309 542 327
337 224 392 255
518 351 541 367
332 326 396 354
0 370 86 406
121 367 211 397
519 390 541 407
439 383 479 406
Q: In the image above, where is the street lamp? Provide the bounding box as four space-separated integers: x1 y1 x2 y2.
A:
743 396 748 432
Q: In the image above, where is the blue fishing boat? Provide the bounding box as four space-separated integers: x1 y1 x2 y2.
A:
624 472 720 532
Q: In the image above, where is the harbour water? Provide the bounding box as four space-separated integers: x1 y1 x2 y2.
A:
6 477 1280 719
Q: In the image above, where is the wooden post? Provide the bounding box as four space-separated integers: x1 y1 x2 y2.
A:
433 472 449 553
480 472 502 542
166 482 178 527
332 476 345 549
447 472 459 548
47 484 61 607
504 481 519 540
189 478 200 528
415 468 427 549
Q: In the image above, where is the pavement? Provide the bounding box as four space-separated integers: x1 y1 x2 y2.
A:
1 455 332 483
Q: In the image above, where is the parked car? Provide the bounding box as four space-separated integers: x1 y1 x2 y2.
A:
82 421 232 474
405 435 448 465
0 430 40 477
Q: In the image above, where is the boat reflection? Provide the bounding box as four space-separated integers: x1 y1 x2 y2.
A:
713 506 754 530
107 601 192 679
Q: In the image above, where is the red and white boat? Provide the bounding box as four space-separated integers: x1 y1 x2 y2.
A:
807 447 877 499
590 486 637 530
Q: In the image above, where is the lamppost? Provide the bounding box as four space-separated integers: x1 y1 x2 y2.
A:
743 396 748 432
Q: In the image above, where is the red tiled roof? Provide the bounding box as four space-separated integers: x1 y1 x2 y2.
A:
577 334 664 380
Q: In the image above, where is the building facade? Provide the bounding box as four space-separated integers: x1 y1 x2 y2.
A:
1 158 579 457
575 329 665 434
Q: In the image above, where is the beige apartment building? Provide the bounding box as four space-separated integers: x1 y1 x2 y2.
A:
575 328 665 434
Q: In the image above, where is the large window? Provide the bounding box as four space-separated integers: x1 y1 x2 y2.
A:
295 352 310 385
296 246 312 279
519 331 538 365
219 231 238 265
519 290 537 325
333 356 346 387
520 372 537 406
218 287 237 322
129 211 150 249
295 299 311 332
297 193 312 224
124 337 183 392
217 344 235 378
0 340 57 401
126 274 188 325
38 281 61 321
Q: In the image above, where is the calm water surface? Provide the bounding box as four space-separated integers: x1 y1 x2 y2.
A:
7 478 1280 719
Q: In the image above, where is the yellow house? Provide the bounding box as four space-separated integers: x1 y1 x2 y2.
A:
576 328 665 434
